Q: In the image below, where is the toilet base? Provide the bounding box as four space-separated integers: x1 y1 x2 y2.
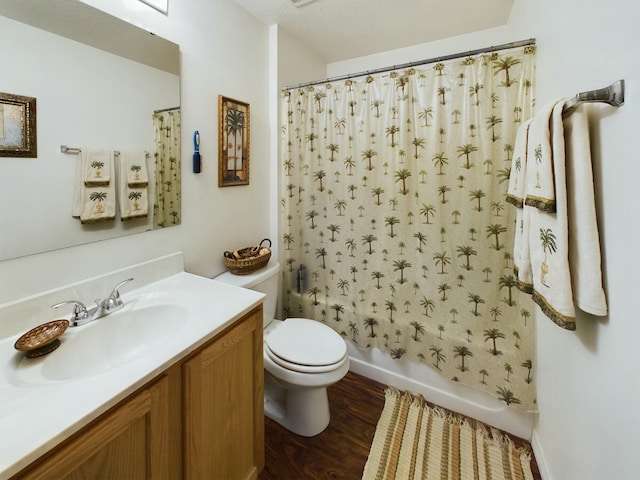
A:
264 373 330 437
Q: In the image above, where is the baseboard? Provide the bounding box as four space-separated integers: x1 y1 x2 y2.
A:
530 429 551 480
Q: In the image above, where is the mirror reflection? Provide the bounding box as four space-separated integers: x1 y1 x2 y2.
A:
0 0 181 261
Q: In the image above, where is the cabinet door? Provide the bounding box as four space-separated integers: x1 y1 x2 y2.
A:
183 307 264 480
15 375 173 480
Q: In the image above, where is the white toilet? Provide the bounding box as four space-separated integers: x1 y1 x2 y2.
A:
213 261 349 437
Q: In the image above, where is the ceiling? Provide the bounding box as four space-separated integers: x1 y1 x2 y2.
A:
232 0 514 63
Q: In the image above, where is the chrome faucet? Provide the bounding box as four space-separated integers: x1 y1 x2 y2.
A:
52 278 134 327
93 278 134 319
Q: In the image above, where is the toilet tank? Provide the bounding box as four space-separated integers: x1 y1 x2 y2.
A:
212 261 280 328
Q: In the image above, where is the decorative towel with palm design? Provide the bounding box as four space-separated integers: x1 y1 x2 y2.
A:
82 147 111 186
124 150 149 188
507 99 607 330
118 151 149 221
72 148 116 223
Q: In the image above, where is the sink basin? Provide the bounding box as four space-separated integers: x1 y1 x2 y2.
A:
7 303 186 385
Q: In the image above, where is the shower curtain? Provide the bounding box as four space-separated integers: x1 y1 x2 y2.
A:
280 45 537 410
153 108 181 228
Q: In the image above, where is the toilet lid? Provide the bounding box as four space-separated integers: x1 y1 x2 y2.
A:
265 318 346 368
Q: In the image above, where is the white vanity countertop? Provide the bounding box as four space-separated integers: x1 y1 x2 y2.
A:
0 271 264 478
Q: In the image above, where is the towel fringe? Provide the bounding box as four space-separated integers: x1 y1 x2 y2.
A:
514 267 534 294
524 195 557 213
505 194 523 208
532 291 576 330
514 275 576 330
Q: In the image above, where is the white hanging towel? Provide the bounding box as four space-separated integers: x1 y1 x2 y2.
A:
81 148 111 186
507 99 607 330
122 150 149 187
564 107 608 317
118 151 149 220
506 118 533 291
72 148 116 223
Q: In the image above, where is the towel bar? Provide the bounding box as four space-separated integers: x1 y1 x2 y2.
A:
563 79 625 115
60 145 150 156
60 145 81 154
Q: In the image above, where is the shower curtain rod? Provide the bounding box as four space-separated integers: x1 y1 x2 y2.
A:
283 38 536 90
153 106 180 113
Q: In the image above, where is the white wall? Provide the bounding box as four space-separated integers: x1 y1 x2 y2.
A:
0 0 271 303
276 27 326 90
510 1 640 479
325 1 640 479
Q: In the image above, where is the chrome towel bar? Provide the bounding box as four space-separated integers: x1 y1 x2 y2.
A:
563 79 625 115
60 145 149 156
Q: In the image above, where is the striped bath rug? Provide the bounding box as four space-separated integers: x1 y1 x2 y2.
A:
362 388 534 480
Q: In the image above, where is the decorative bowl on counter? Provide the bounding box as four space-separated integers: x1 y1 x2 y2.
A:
14 320 69 358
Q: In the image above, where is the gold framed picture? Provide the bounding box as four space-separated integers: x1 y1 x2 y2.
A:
218 95 250 187
0 92 37 158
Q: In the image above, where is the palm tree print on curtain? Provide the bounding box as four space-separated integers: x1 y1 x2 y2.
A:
153 108 181 228
280 45 537 410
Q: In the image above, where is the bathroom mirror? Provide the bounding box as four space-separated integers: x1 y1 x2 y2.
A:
0 0 181 261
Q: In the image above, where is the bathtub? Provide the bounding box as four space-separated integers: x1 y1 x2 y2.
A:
347 342 536 439
283 289 536 440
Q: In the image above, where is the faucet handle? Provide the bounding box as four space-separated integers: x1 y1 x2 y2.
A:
52 300 89 326
94 278 135 316
108 278 134 303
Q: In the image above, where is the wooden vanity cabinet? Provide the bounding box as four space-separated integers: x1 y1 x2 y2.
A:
183 305 265 479
12 373 177 479
12 305 264 480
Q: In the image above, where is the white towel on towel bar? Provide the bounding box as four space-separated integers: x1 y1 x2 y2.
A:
506 119 533 291
117 151 149 221
507 99 607 330
121 151 149 188
72 148 116 223
564 108 608 317
81 148 111 186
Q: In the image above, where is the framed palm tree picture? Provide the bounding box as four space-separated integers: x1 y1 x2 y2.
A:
218 95 250 186
0 92 37 158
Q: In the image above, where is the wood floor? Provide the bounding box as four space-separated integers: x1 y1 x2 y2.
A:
260 371 541 480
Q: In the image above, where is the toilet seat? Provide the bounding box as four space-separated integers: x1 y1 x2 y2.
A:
265 318 347 373
265 347 348 374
